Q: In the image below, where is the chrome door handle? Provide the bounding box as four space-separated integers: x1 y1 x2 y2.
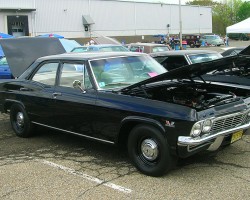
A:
52 92 62 98
20 87 30 91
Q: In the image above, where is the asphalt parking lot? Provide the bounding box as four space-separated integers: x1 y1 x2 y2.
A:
1 40 250 200
1 116 250 199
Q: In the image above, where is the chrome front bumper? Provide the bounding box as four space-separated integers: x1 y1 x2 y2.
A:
178 122 250 146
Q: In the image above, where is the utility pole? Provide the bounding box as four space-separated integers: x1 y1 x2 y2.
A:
179 0 182 49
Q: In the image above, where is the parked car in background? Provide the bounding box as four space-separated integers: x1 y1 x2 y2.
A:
228 33 250 41
71 46 89 52
71 44 129 53
1 37 250 177
128 43 170 53
200 35 224 46
182 34 201 48
151 47 250 98
0 57 11 79
220 47 245 57
150 50 222 71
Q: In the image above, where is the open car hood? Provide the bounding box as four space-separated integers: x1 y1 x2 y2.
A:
239 44 250 55
121 47 250 92
0 37 66 77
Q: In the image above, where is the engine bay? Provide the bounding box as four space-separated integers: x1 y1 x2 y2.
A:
128 82 240 111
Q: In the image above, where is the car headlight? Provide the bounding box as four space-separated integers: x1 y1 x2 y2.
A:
191 122 202 137
202 119 213 133
247 112 250 122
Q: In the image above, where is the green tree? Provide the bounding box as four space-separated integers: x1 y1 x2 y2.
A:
186 0 218 6
186 0 244 35
237 2 250 21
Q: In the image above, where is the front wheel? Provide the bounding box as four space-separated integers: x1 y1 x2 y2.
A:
10 104 33 138
127 124 175 176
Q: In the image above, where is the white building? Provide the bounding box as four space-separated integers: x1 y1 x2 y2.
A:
0 0 212 40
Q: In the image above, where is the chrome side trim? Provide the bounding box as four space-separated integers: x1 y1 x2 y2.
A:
32 121 115 144
178 121 250 146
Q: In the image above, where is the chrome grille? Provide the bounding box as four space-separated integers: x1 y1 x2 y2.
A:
211 112 248 133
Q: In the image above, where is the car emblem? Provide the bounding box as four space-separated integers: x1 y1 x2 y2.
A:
165 120 175 127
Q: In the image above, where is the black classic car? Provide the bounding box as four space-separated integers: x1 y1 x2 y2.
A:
0 38 250 177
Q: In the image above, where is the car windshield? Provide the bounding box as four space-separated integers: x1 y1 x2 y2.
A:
152 46 169 53
0 57 8 65
89 55 167 89
71 47 88 52
99 46 129 52
188 53 223 64
206 35 220 40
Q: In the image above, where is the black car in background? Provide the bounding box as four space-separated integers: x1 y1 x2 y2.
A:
150 50 222 71
150 48 250 97
0 38 249 177
182 34 201 48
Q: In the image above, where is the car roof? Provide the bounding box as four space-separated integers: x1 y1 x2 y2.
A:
36 51 146 62
129 43 168 47
150 50 219 57
88 44 124 47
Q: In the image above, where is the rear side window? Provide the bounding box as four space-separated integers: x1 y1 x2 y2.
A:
159 56 188 71
32 62 59 85
130 46 143 52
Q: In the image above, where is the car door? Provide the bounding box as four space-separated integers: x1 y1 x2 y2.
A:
51 61 98 138
21 61 60 125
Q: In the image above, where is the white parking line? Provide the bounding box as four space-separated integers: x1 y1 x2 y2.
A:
40 160 132 194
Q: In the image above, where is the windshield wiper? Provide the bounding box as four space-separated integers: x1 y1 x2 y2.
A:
105 82 132 86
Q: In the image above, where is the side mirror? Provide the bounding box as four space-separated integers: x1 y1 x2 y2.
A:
73 80 86 93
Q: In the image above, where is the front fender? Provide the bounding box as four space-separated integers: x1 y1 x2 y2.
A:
116 116 166 147
121 116 165 133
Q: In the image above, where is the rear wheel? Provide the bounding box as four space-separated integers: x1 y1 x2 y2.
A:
127 124 175 177
10 104 33 138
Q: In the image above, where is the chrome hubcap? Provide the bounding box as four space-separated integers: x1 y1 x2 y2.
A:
16 112 24 127
141 139 159 161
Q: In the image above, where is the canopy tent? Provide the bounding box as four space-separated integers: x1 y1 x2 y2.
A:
226 17 250 33
0 32 14 39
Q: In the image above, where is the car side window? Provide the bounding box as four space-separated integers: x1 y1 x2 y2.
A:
59 63 92 89
32 62 59 85
130 46 143 52
162 56 188 71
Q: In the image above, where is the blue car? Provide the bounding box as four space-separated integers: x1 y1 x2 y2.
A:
0 57 12 79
